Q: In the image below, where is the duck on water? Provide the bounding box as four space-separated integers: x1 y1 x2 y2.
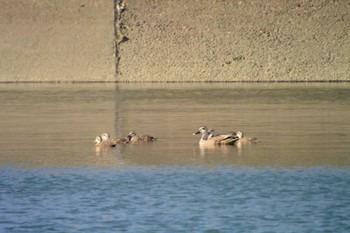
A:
193 126 260 146
193 126 239 145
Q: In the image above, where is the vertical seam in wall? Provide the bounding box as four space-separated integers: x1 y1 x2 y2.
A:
114 0 126 80
113 0 119 79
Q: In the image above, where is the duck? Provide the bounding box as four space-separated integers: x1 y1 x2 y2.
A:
193 126 239 145
235 131 260 144
93 136 116 148
208 129 216 139
209 129 237 139
127 131 157 142
101 132 129 144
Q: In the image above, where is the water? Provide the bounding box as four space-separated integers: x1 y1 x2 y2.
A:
1 83 350 232
1 167 349 233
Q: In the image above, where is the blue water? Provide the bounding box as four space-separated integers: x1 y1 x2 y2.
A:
1 166 349 233
1 83 350 232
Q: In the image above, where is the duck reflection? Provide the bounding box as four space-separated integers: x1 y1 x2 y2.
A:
198 144 232 157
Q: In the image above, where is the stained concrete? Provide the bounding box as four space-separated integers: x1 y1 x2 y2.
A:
118 0 350 82
0 0 115 82
1 0 349 82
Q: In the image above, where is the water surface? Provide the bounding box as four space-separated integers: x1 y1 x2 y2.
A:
0 83 349 232
1 166 349 233
1 83 349 167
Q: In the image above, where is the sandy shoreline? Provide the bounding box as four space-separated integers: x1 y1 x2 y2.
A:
1 0 349 82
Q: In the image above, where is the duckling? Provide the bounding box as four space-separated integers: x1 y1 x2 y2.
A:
193 126 239 145
101 132 129 144
93 136 116 148
127 131 157 142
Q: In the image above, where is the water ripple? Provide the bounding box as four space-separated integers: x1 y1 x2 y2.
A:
1 166 349 232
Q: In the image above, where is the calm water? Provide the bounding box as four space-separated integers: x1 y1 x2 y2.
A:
1 83 350 232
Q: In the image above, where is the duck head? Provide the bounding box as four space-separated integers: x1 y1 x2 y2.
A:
127 131 137 140
208 129 216 138
193 126 208 135
101 133 110 141
93 136 102 144
236 131 244 139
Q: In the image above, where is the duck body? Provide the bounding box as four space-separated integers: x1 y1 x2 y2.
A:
101 133 129 145
193 126 239 145
234 131 260 145
93 136 116 148
128 131 157 143
110 137 129 144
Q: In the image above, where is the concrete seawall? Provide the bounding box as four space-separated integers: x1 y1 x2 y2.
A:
0 0 115 82
118 0 350 82
1 0 349 82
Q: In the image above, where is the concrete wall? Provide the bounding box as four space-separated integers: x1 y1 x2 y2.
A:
0 0 115 82
1 0 349 82
118 0 350 82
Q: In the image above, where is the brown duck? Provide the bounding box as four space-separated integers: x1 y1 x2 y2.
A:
127 131 157 143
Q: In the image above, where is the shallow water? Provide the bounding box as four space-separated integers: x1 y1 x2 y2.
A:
1 83 350 232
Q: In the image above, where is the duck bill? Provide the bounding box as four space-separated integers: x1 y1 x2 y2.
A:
193 131 201 135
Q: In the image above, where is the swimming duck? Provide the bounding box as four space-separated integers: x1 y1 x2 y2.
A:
193 126 239 145
127 131 157 142
235 131 260 145
101 132 129 144
93 136 116 148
